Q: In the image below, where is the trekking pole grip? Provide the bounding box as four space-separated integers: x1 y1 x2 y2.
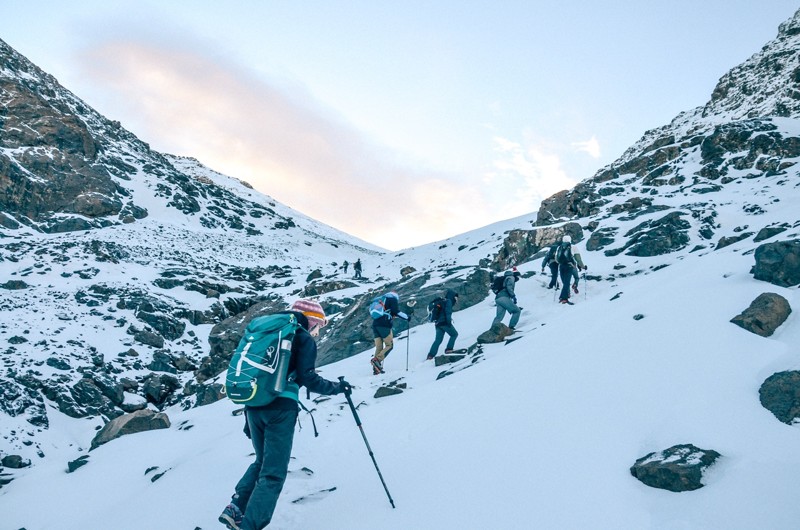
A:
339 376 361 425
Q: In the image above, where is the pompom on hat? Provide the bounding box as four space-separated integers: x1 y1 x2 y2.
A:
291 299 328 330
562 235 572 244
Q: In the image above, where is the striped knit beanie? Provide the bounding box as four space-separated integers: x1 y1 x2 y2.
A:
291 299 328 329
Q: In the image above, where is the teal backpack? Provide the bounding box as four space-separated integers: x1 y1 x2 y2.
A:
224 313 300 406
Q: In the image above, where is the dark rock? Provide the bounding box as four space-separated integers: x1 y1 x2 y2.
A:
477 322 514 344
148 351 178 374
302 280 358 297
133 329 164 349
193 383 225 407
1 454 31 469
753 240 800 287
754 224 789 242
586 227 617 251
730 292 791 337
46 357 71 370
400 266 416 277
630 444 721 492
434 353 467 366
90 409 171 450
374 386 403 398
716 232 754 250
759 371 800 424
0 280 29 290
67 455 90 473
142 374 181 406
306 269 323 282
608 212 690 257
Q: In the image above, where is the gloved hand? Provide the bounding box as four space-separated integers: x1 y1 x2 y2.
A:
397 311 409 320
584 265 588 271
337 379 353 396
512 296 518 305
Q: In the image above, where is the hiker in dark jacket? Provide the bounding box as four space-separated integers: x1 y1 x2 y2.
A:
353 259 362 279
370 291 407 375
541 243 559 289
557 235 579 304
219 299 351 530
427 289 460 360
492 268 521 330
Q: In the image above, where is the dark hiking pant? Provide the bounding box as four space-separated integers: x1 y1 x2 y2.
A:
493 296 521 328
547 262 559 288
235 406 298 530
559 264 574 301
428 324 458 356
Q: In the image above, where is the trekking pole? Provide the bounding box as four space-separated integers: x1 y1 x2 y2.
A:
339 377 396 509
583 271 587 300
405 321 410 372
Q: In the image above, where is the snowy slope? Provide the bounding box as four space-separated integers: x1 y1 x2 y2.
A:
2 227 799 529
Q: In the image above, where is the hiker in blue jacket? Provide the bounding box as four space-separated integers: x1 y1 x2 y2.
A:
492 268 521 330
427 289 460 360
219 299 351 530
370 291 408 375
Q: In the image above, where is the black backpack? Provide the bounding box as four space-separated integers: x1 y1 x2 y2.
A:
427 297 445 323
490 275 506 295
556 243 571 265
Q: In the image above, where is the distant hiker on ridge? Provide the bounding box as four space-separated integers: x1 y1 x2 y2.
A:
354 259 363 279
342 260 349 274
492 267 522 330
556 235 579 305
218 299 351 530
369 291 407 374
541 242 560 289
426 289 462 360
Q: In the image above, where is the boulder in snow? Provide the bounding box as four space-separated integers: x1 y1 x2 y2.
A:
730 292 791 337
752 240 800 287
90 409 171 450
630 444 721 492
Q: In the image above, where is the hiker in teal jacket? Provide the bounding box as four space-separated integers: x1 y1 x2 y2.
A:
219 299 351 530
492 269 521 329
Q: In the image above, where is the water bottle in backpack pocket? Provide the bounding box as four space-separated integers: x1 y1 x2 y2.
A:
224 313 300 407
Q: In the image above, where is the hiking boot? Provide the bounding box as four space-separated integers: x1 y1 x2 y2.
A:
426 355 435 361
371 357 384 375
559 299 568 304
572 284 579 294
219 503 243 530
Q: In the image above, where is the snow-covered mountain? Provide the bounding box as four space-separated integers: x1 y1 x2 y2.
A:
2 8 800 530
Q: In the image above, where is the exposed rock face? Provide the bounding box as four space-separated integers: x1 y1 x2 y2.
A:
492 222 583 270
730 292 792 337
90 409 171 450
753 240 800 287
630 444 721 492
760 371 800 424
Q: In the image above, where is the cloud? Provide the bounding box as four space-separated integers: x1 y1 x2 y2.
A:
486 136 578 216
73 38 496 250
572 135 601 158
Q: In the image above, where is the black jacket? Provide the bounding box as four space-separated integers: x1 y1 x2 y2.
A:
435 289 458 327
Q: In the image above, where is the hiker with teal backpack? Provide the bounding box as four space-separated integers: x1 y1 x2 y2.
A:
556 235 579 304
219 299 352 530
492 268 522 330
426 289 461 360
369 291 407 375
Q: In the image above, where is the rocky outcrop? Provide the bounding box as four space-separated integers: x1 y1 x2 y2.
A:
730 293 791 337
491 222 583 271
759 371 800 424
753 240 800 287
90 409 171 450
477 322 514 344
630 444 721 492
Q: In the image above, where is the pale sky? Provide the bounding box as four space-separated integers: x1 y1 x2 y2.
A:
1 1 798 250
